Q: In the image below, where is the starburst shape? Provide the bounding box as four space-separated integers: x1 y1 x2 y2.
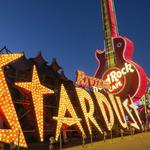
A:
15 65 54 141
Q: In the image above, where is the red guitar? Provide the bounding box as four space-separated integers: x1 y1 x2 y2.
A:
94 0 147 101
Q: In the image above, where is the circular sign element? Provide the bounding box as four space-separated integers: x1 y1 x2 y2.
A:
102 67 126 95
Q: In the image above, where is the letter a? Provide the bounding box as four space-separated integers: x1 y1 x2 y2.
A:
76 88 102 134
53 84 85 141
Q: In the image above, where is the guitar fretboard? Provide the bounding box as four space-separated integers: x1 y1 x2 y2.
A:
101 0 118 68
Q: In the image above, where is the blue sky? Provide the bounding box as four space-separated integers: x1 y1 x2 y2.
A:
0 0 149 80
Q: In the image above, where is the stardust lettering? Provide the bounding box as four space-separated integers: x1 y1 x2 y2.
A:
53 85 142 141
0 54 142 148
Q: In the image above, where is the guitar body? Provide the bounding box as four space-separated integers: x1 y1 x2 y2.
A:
94 36 147 101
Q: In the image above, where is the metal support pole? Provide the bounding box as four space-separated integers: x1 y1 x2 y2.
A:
90 133 93 148
17 130 20 150
103 131 107 142
60 131 62 150
109 123 113 143
144 95 148 131
120 129 123 139
49 137 55 150
130 126 132 135
110 128 112 140
82 134 85 148
132 128 135 135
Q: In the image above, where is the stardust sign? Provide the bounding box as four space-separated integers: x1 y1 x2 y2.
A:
0 54 144 148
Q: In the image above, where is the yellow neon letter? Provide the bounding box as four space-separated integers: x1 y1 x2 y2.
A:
76 88 102 134
15 65 54 142
0 54 27 147
109 95 127 128
128 96 143 129
53 85 85 141
123 97 142 130
94 92 114 130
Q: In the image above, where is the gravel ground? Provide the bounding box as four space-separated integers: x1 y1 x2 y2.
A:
64 132 150 150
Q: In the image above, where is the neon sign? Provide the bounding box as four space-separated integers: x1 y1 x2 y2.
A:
102 63 135 94
15 65 54 142
76 63 135 94
76 70 110 90
53 85 143 140
0 54 27 147
53 85 85 141
0 54 143 148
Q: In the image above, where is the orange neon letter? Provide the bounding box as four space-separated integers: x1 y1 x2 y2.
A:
76 88 102 134
53 85 85 141
123 97 142 130
109 95 128 129
94 92 114 130
0 54 27 147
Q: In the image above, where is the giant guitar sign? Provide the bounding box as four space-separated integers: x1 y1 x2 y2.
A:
94 0 147 101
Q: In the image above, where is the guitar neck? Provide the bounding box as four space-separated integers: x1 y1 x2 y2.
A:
101 0 118 68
